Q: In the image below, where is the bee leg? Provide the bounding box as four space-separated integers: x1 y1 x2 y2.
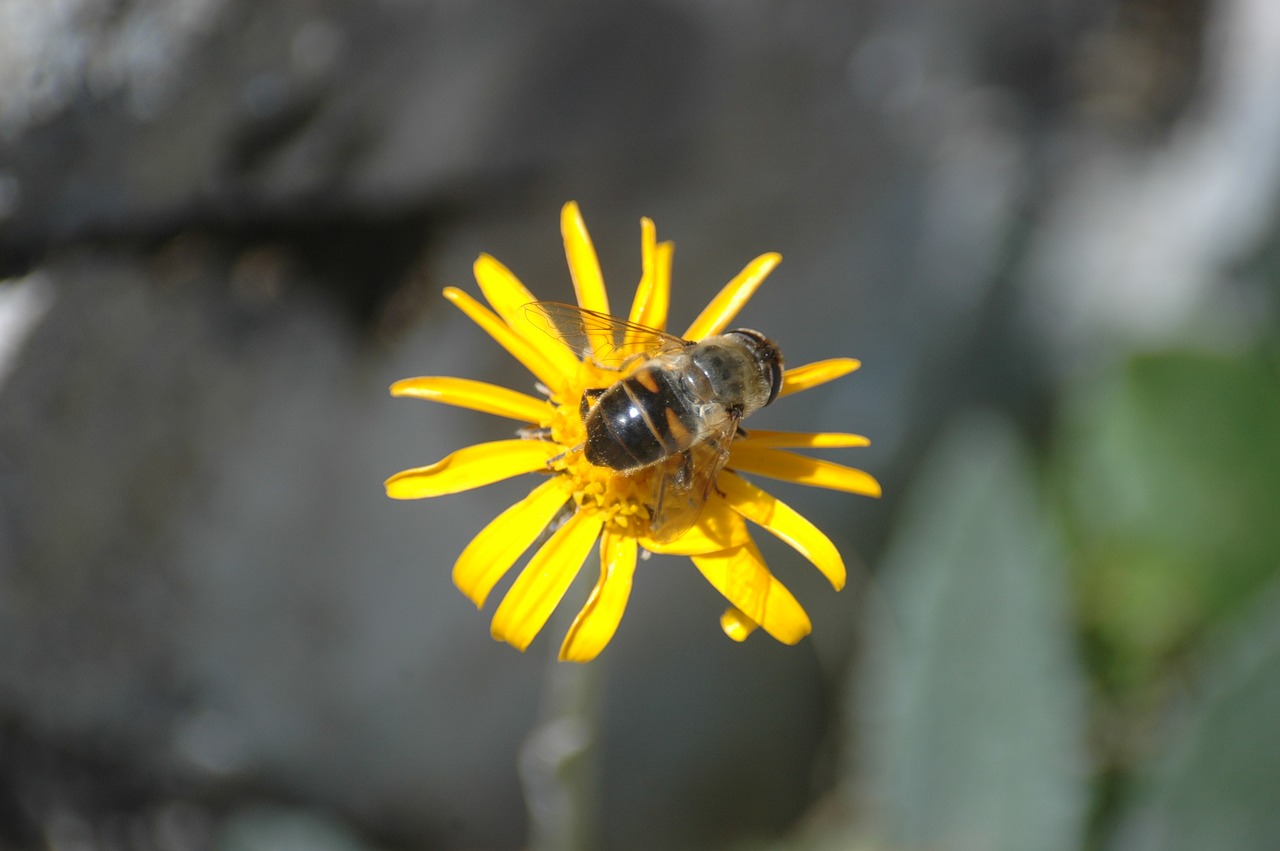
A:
544 442 584 469
735 425 749 438
619 352 649 371
676 450 695 489
518 425 554 440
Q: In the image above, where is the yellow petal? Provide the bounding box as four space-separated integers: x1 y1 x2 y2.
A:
719 607 759 642
718 472 846 590
453 477 575 607
738 429 871 449
639 496 751 555
561 202 610 315
681 252 781 341
473 254 581 378
559 530 639 662
443 287 571 395
652 240 674 331
628 219 671 333
384 439 560 499
728 445 882 497
691 539 811 645
778 358 861 398
473 253 537 323
491 510 605 651
391 376 553 424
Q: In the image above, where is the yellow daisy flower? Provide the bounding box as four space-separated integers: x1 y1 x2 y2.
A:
386 202 880 662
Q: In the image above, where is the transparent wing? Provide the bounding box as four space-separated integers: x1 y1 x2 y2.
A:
646 413 740 543
524 302 688 368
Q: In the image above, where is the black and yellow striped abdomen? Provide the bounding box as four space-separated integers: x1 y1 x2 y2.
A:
583 362 702 471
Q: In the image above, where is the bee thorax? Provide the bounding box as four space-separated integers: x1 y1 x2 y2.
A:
691 332 781 416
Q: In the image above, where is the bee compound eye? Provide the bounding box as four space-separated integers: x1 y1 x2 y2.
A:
729 329 783 406
766 355 783 406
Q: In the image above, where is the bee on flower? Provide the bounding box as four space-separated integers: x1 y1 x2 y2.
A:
386 202 880 662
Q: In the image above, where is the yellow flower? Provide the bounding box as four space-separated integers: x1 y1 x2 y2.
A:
386 202 880 662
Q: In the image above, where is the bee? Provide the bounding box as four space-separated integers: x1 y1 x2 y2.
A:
525 302 784 541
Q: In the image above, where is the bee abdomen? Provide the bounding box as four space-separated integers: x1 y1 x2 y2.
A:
584 365 698 471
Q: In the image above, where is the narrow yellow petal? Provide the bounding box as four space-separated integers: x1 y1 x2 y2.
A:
639 496 751 556
738 429 871 449
559 531 639 662
719 607 759 642
691 539 812 645
491 511 605 651
384 440 560 499
443 287 570 394
453 477 575 607
681 252 781 341
728 446 882 497
718 472 846 590
391 376 553 424
473 255 581 378
628 218 657 322
651 240 674 332
473 253 538 323
561 202 610 314
778 358 861 398
627 219 671 333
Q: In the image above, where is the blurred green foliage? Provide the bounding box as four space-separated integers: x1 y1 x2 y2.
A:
857 414 1088 851
817 348 1280 851
1052 347 1280 697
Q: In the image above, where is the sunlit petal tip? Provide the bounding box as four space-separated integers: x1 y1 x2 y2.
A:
490 512 605 651
738 429 871 449
728 446 883 498
440 286 569 391
471 252 504 284
389 376 552 423
691 541 812 645
559 533 639 662
719 607 759 642
453 477 573 608
719 472 847 590
682 252 782 341
629 229 673 332
384 440 559 499
778 358 862 398
561 202 610 314
473 254 531 314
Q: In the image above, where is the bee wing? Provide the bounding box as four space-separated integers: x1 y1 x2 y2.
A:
524 301 688 368
646 413 740 543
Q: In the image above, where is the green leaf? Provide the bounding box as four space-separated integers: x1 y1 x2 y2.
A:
1115 579 1280 851
857 413 1088 851
1052 348 1280 693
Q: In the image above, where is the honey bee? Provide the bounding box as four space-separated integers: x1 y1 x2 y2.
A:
525 302 784 541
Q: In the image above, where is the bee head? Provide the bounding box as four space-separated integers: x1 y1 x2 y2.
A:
727 328 784 407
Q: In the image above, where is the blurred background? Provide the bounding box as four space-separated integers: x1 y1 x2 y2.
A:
1 1 1278 849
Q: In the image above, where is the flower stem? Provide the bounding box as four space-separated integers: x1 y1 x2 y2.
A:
518 603 604 851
